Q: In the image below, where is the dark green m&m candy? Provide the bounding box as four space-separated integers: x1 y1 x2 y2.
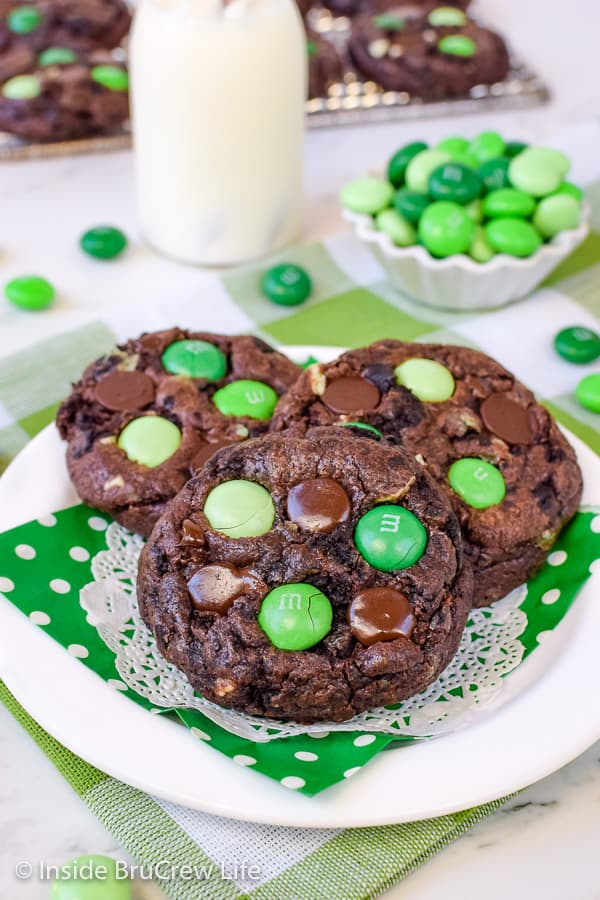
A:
387 141 428 188
428 162 482 205
354 504 427 571
213 379 278 420
80 225 127 259
505 140 528 159
258 583 333 650
261 263 312 307
477 157 510 193
162 339 227 380
554 326 600 364
5 274 54 310
7 5 42 33
393 188 430 224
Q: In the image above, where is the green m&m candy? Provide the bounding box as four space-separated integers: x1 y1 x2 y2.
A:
554 326 600 364
405 148 451 194
575 374 600 413
469 226 496 263
50 854 131 900
90 64 128 92
38 47 77 66
2 74 40 99
162 339 227 380
258 583 333 650
213 379 278 420
5 274 54 310
428 6 467 26
428 162 482 205
533 194 580 238
551 182 583 201
387 141 428 188
204 480 275 537
418 201 475 257
117 416 181 467
485 218 542 258
337 421 383 437
355 504 427 571
376 208 416 246
437 34 476 57
508 148 562 197
393 188 430 224
340 177 394 214
436 136 469 157
465 198 483 223
80 225 127 259
477 157 510 193
448 458 506 508
395 358 455 401
505 140 528 158
469 131 506 163
482 188 536 220
7 5 42 33
261 263 312 307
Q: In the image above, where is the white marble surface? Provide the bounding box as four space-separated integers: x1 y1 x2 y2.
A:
1 0 600 897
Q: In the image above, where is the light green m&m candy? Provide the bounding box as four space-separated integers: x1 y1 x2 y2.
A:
428 6 467 26
50 854 130 900
118 416 181 467
340 177 394 215
355 504 427 571
261 263 312 306
204 480 275 537
448 458 506 509
38 47 77 66
482 188 536 220
258 583 333 650
213 379 278 420
508 148 562 197
5 274 54 310
465 198 483 223
533 194 580 238
531 147 570 178
554 326 600 364
437 34 476 57
405 148 450 194
162 339 227 380
2 73 40 99
395 358 455 402
469 226 496 263
7 5 42 33
485 218 542 258
418 201 475 257
575 373 600 413
376 208 416 246
469 131 506 163
90 64 128 92
387 141 428 188
393 188 430 224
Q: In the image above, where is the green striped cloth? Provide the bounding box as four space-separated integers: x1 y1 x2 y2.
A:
0 174 599 898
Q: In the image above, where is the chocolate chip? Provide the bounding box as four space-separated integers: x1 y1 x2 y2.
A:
361 363 395 393
188 563 252 613
480 394 533 445
287 477 351 533
348 587 415 645
181 518 206 547
321 376 380 414
94 370 155 412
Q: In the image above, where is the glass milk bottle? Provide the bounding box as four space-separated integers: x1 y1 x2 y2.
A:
130 0 306 266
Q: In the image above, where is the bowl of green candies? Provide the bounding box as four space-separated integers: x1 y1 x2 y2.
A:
340 132 590 311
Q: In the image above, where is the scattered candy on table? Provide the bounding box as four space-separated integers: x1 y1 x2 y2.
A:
554 326 600 364
340 132 584 261
261 263 312 306
575 373 600 413
5 274 55 310
80 225 128 260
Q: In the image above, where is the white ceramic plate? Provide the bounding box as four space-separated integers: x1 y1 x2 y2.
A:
0 346 599 829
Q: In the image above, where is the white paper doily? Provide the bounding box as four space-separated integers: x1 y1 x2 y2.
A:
80 522 528 743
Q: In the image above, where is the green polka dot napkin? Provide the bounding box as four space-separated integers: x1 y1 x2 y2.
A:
0 168 599 898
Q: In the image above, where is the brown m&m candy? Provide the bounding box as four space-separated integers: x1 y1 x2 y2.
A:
321 376 380 414
94 370 155 412
188 563 254 613
480 393 533 444
348 587 415 646
287 477 351 533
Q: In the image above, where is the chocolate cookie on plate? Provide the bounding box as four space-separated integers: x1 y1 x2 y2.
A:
0 0 131 52
307 30 343 98
348 5 509 96
270 341 582 607
56 329 300 537
137 428 472 723
323 0 470 20
0 55 128 141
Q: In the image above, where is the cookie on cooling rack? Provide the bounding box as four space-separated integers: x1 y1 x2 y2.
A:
0 0 131 52
56 329 301 537
137 428 472 723
270 340 582 607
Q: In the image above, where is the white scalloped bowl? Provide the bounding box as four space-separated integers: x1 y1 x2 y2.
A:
344 203 590 311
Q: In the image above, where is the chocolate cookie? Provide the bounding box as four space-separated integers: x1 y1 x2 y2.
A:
271 341 582 607
137 428 472 723
348 5 509 97
307 31 343 98
324 0 470 20
56 329 300 537
0 55 128 141
0 0 131 52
